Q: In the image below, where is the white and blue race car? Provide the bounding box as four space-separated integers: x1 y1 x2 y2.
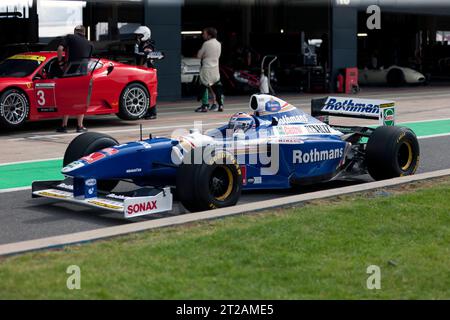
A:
32 95 420 218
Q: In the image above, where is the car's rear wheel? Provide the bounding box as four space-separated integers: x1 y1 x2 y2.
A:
0 89 29 129
366 126 420 180
176 148 242 212
117 83 149 120
63 132 120 192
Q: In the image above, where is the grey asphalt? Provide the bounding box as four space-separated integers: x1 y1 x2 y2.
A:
0 136 448 245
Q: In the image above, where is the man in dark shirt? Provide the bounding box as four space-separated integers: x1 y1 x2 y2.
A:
56 25 93 133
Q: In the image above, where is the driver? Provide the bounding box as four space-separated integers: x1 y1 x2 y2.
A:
133 25 157 120
228 112 255 133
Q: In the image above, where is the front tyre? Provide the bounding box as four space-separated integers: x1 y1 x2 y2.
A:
366 126 420 180
0 89 29 129
63 132 120 191
117 83 150 120
176 149 242 212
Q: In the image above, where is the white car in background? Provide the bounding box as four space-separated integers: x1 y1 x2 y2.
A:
359 66 426 86
181 56 201 84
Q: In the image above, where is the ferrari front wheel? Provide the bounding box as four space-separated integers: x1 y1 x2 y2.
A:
117 83 150 120
0 89 29 129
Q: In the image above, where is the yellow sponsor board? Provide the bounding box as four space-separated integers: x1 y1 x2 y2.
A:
9 54 47 62
88 200 122 210
37 191 70 199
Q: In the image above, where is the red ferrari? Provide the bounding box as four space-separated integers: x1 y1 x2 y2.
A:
0 52 158 129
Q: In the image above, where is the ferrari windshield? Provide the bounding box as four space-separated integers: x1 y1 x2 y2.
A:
0 56 45 78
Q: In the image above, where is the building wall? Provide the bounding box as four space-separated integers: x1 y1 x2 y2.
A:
144 2 182 101
330 4 357 91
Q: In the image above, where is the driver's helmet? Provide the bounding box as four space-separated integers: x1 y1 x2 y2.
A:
228 112 255 132
134 26 151 41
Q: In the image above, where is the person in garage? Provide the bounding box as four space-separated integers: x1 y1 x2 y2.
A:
195 27 225 113
56 25 93 133
133 25 157 120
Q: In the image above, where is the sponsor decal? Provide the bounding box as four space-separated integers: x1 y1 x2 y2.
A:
241 165 247 185
127 200 158 215
106 193 128 200
37 107 58 113
304 124 332 134
61 161 85 173
283 126 304 135
254 177 262 184
115 144 128 148
81 152 105 164
57 183 74 190
276 114 310 125
26 83 33 89
323 98 381 116
383 108 395 126
88 200 122 210
36 191 70 199
102 147 119 156
137 141 152 149
265 100 281 112
85 179 97 187
270 137 305 144
126 168 142 173
9 54 46 63
293 148 344 164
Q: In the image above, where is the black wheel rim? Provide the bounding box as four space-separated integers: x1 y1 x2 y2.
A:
209 166 233 201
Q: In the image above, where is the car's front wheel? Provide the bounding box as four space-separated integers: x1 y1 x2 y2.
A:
0 89 29 129
64 132 120 192
176 148 242 212
117 83 150 120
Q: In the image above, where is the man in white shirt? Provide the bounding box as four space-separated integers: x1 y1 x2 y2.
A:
195 27 224 112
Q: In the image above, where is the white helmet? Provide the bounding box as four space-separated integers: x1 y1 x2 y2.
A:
134 26 151 41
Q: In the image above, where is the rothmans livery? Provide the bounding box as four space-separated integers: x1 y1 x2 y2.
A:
32 94 419 218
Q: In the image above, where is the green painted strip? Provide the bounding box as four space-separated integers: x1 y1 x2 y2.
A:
0 119 449 191
0 159 63 190
400 119 450 137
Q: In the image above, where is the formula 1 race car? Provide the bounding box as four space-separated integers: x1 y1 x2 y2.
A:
32 94 420 218
0 51 163 129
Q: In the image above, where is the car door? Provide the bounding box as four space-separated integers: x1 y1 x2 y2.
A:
33 59 92 115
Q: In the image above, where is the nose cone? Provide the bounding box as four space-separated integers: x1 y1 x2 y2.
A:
61 138 174 180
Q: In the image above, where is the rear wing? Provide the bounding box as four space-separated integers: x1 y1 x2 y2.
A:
311 97 396 126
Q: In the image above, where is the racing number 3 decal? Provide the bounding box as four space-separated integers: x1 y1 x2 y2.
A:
35 83 57 112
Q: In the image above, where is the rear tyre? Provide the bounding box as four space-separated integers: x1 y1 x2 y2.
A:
366 126 420 181
0 89 29 129
176 148 242 212
117 83 150 120
63 132 120 191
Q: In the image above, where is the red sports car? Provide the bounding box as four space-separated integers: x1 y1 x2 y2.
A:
0 52 158 129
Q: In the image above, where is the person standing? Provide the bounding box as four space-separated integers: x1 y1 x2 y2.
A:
195 27 224 112
56 25 93 133
134 26 157 120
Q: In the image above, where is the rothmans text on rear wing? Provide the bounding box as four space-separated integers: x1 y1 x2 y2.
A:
311 97 395 126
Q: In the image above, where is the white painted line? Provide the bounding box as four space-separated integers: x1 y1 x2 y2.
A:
0 158 62 167
399 117 450 125
418 133 450 139
1 168 449 256
0 186 31 194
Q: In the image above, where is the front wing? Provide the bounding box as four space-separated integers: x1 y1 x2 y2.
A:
32 180 173 219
